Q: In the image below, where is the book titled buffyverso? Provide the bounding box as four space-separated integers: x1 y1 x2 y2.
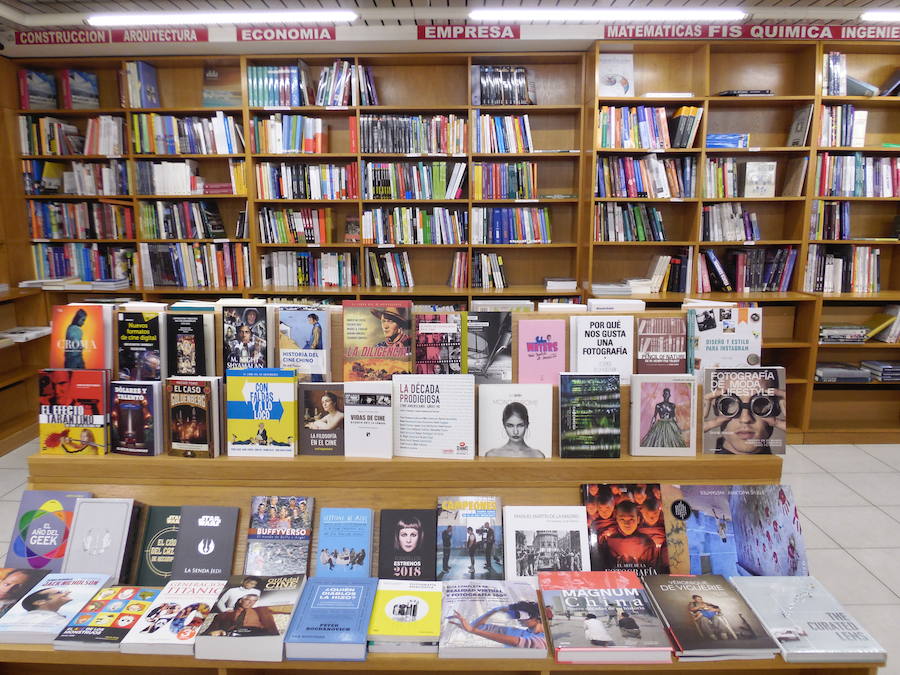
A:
244 495 313 576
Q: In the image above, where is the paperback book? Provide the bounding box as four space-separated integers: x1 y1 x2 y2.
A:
222 303 272 371
702 367 786 455
245 495 314 577
53 585 160 650
226 368 298 458
117 310 165 381
378 509 437 581
437 496 503 581
277 306 330 382
165 377 221 458
636 316 686 374
516 319 566 385
367 579 443 648
467 311 513 383
134 506 181 586
342 300 413 380
570 315 634 384
61 498 140 583
5 490 91 572
166 313 214 377
169 506 239 581
49 304 114 370
300 383 344 456
559 374 621 459
39 369 108 455
414 312 466 374
393 374 475 460
0 569 49 620
315 508 374 578
478 384 552 458
343 381 392 458
688 307 763 375
503 505 590 587
630 374 696 456
110 381 162 456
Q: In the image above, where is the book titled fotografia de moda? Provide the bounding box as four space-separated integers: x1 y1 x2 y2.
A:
703 367 786 455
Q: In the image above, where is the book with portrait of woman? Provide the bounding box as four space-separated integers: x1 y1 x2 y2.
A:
299 383 344 456
478 384 552 459
629 374 696 457
377 509 437 582
702 367 786 455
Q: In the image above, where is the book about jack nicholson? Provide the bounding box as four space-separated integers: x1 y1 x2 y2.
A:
39 369 108 456
5 490 91 572
702 367 786 455
414 313 466 374
378 509 437 581
110 381 162 456
277 306 330 382
559 374 621 459
244 495 314 577
437 496 503 581
226 369 298 458
49 304 113 370
53 585 161 650
0 569 48 620
393 374 475 460
516 318 566 385
342 300 413 381
165 377 220 458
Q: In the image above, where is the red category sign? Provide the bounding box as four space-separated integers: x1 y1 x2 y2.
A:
603 23 900 40
418 25 520 39
15 27 209 45
236 26 335 41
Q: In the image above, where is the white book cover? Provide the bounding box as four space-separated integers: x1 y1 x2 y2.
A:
393 374 475 460
742 161 777 198
61 498 136 582
344 380 393 458
502 506 589 587
630 374 696 456
571 315 634 384
478 383 552 458
689 307 763 376
586 298 646 312
598 54 635 97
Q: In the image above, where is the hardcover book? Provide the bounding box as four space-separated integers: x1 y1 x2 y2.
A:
5 490 91 572
0 569 49 620
342 300 413 381
343 381 392 458
742 161 777 198
19 69 58 109
414 312 466 374
244 496 314 577
688 307 763 375
378 509 437 581
202 66 242 107
315 507 374 578
570 315 634 384
61 69 100 109
110 381 162 456
277 306 330 382
61 498 140 584
135 506 181 587
502 505 590 587
39 369 108 456
300 383 344 456
598 54 634 97
226 368 298 458
117 311 164 381
393 374 475 460
169 506 239 581
559 374 621 459
222 303 272 371
165 376 220 458
516 319 566 385
478 383 552 458
630 374 696 457
702 367 786 455
166 313 214 377
49 304 113 370
135 61 160 108
636 316 686 374
437 496 503 581
467 311 513 383
367 579 442 644
53 585 160 650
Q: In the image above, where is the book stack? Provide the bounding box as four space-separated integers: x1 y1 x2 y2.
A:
262 250 357 288
362 206 467 245
594 203 667 242
816 153 898 197
820 105 868 147
131 112 244 155
315 61 378 106
862 360 900 381
471 65 536 105
595 155 695 199
871 306 900 343
362 162 466 200
471 161 537 199
822 51 848 95
358 114 467 154
815 361 871 383
705 133 750 148
470 207 551 244
247 62 315 106
804 244 881 293
138 241 250 288
699 246 797 293
367 250 414 288
474 114 533 153
257 207 333 244
819 323 868 344
472 252 508 288
138 200 227 240
250 114 326 154
29 201 134 240
32 243 134 284
597 106 674 149
256 162 358 200
808 200 852 240
704 158 778 198
701 202 760 241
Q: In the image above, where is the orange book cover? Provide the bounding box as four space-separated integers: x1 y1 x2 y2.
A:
49 304 110 370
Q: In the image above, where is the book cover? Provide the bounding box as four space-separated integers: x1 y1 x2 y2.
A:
20 69 58 109
170 506 239 581
367 579 442 641
300 383 344 456
54 585 160 649
117 311 163 381
378 509 437 581
5 490 91 572
582 483 669 577
61 498 139 583
742 162 777 198
343 381 392 458
502 506 590 587
222 304 270 371
702 367 786 455
414 313 465 374
477 383 552 458
277 306 330 382
571 315 634 384
120 579 227 654
165 377 218 458
62 69 100 109
689 307 763 375
560 374 621 459
110 381 160 456
135 506 181 587
50 304 112 370
598 54 634 97
727 485 807 576
467 311 513 384
315 508 373 578
245 496 313 577
630 374 696 456
226 368 297 458
38 369 108 455
437 496 503 581
342 300 413 381
166 313 212 377
516 319 566 385
136 61 160 108
0 569 49 620
393 374 475 460
202 66 242 107
636 317 686 374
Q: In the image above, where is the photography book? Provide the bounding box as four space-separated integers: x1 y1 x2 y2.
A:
53 585 160 650
226 368 298 458
437 496 503 581
630 374 696 457
570 315 634 384
503 505 590 587
315 507 373 578
478 383 552 459
636 317 686 374
467 311 513 383
169 506 239 581
342 300 413 380
5 490 91 572
343 380 392 458
367 579 442 649
110 381 162 456
299 382 344 456
688 307 763 376
516 318 566 385
393 374 475 460
560 374 621 459
244 495 313 577
378 509 437 581
61 498 140 584
39 369 108 456
134 505 181 586
702 367 786 455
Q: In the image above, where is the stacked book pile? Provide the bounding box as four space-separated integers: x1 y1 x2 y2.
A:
819 323 868 344
861 360 900 382
815 361 871 383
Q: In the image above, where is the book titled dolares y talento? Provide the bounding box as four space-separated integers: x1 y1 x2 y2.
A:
393 374 475 460
436 496 503 581
630 374 695 457
39 368 108 455
169 506 239 581
134 506 181 587
516 318 566 385
50 304 114 370
110 381 162 456
477 383 552 458
560 374 621 459
378 509 437 581
165 376 221 458
244 495 314 577
226 368 298 458
342 300 414 381
53 585 161 651
61 498 141 584
315 507 374 578
702 367 786 455
5 490 91 572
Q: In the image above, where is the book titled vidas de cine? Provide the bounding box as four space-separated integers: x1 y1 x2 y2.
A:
226 368 298 458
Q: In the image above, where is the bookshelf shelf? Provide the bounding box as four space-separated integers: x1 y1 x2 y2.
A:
143 238 251 244
764 340 812 348
700 240 803 245
249 106 356 114
817 342 900 349
255 198 353 204
141 287 245 294
135 194 245 199
471 152 580 158
254 152 359 159
814 380 900 386
474 104 582 112
701 197 806 203
706 96 817 103
595 240 696 246
473 243 576 249
817 196 900 202
704 147 811 153
360 199 469 204
597 97 706 104
33 238 136 244
813 239 900 245
255 242 361 249
596 148 700 154
821 96 900 107
25 194 131 199
15 108 126 115
133 153 246 159
129 106 243 114
818 146 900 152
0 366 38 390
594 197 699 203
19 154 121 160
472 198 579 204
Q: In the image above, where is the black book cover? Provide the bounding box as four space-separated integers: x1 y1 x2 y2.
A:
117 311 162 381
170 506 239 580
135 505 181 586
377 509 437 581
166 313 209 377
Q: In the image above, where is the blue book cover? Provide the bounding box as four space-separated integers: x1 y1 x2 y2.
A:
314 508 373 578
284 577 378 660
21 70 58 109
5 490 92 571
136 61 161 108
64 70 100 109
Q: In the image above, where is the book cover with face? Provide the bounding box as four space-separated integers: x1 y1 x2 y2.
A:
50 305 110 370
702 367 786 455
378 509 437 581
478 384 551 459
222 305 269 371
342 300 413 381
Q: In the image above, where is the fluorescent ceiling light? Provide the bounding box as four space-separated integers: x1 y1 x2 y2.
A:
86 10 357 26
469 8 746 22
859 10 900 22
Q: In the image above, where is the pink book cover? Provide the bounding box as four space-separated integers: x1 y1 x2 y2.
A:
516 319 565 385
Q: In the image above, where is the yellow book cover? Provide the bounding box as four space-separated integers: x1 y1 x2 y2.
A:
226 368 297 458
864 313 898 339
367 579 443 640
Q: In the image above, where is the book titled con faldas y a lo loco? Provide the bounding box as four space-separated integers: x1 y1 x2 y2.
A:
478 384 551 459
300 382 344 456
570 315 634 384
53 585 160 651
5 490 91 572
62 498 140 584
630 374 696 457
502 506 590 587
277 306 331 382
135 506 181 587
437 496 503 581
39 369 108 455
165 376 221 458
560 374 621 459
343 381 392 458
393 374 475 460
378 509 437 581
342 300 413 381
702 367 786 455
315 507 373 578
50 304 114 370
689 306 763 376
226 368 298 458
170 506 239 581
221 303 274 372
516 318 566 385
244 495 314 577
110 381 162 456
367 579 443 652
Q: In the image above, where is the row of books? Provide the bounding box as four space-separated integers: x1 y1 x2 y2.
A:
249 114 327 154
257 206 334 245
472 253 508 289
362 161 466 200
18 114 125 157
262 250 358 289
137 241 250 288
646 250 693 293
366 250 414 288
699 246 798 294
358 114 467 155
134 159 246 196
255 161 358 201
22 159 129 196
815 153 898 198
808 199 852 240
470 206 552 245
314 61 379 107
815 361 872 382
701 202 761 241
138 200 228 240
593 202 667 242
471 161 538 200
597 105 701 150
448 251 468 289
124 61 161 108
246 62 316 107
471 64 536 105
595 155 696 199
706 158 779 199
18 68 100 109
473 113 534 153
32 243 134 282
819 104 868 148
131 112 244 155
862 359 900 379
361 206 468 245
803 244 882 293
29 200 135 241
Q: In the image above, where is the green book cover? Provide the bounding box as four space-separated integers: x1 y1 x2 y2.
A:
135 505 181 586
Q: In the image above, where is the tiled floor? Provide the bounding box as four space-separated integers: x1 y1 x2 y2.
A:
0 440 898 671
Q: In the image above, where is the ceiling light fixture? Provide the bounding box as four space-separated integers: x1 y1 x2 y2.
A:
86 10 358 27
859 10 900 22
468 8 747 22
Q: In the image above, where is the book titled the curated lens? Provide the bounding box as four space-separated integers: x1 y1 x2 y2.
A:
702 367 786 455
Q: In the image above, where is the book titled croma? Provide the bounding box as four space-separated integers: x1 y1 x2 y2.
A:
49 304 114 370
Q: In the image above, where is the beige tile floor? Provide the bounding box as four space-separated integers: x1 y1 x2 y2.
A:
0 439 897 672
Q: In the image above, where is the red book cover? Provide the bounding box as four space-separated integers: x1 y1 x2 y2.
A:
50 304 111 370
342 299 413 381
348 115 358 153
39 368 108 455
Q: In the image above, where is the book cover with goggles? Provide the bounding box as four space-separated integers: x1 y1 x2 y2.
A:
702 367 786 455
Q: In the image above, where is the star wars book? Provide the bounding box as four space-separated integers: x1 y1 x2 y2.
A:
0 573 110 644
630 374 696 457
165 376 221 458
560 374 621 459
39 369 108 456
165 312 214 377
688 307 763 377
244 496 314 577
660 484 807 577
393 374 475 460
502 505 590 587
120 578 227 655
5 490 91 572
110 381 162 456
342 299 413 381
582 484 669 577
570 315 634 384
436 496 503 581
134 506 181 587
367 579 442 649
117 308 166 381
538 570 671 664
314 507 374 578
61 498 141 584
0 569 50 620
299 382 344 456
516 318 566 385
221 302 274 372
378 509 437 581
439 579 546 659
635 316 686 374
276 305 331 382
467 311 513 383
702 367 786 455
49 303 114 370
53 585 161 650
478 384 552 458
195 573 306 662
226 368 297 458
730 576 886 664
169 506 239 581
414 312 466 374
343 380 392 458
642 574 778 660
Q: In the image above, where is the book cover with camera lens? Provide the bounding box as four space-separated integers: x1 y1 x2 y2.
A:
378 509 437 581
38 369 108 456
702 367 785 455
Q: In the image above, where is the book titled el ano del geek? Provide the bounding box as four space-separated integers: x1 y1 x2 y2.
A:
4 490 91 572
